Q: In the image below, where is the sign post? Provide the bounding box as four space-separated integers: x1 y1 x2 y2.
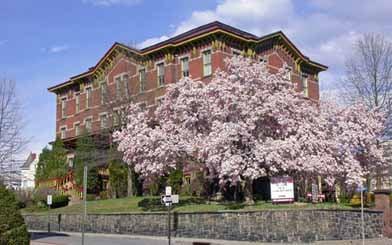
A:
356 185 367 245
161 187 179 245
82 165 87 245
47 195 52 233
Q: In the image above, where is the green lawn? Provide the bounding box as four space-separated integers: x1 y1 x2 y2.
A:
22 196 354 215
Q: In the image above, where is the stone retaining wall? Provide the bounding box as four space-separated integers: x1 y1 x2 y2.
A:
24 209 384 243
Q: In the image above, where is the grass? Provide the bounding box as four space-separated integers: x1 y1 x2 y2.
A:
22 196 354 215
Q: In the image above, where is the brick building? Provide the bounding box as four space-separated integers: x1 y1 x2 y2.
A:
48 21 327 179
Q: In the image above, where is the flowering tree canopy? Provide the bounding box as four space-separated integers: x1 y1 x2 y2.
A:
113 56 386 188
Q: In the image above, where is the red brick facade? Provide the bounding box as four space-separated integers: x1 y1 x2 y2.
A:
49 21 327 144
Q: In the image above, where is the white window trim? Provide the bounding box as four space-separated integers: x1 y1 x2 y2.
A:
180 56 190 78
284 65 292 80
139 68 147 92
301 73 309 97
85 86 92 109
84 116 93 132
202 49 212 77
60 96 67 119
75 92 80 113
156 61 165 87
99 112 109 129
73 121 81 136
60 126 67 139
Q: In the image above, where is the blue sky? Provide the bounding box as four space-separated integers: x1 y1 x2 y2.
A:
1 0 391 158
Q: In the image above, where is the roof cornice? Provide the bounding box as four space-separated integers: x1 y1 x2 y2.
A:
48 21 327 93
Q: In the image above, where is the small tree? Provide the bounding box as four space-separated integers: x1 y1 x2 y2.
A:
108 160 128 198
0 185 29 244
74 133 101 193
35 138 68 181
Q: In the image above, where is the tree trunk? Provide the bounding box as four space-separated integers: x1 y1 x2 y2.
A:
244 178 254 204
335 182 341 203
127 166 134 197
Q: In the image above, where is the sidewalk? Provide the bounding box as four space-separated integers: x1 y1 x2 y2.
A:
29 231 392 245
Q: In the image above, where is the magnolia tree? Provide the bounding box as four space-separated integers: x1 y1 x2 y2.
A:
113 56 386 201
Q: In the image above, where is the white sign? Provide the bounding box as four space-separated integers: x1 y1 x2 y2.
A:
165 186 172 196
270 176 294 203
161 194 179 206
47 195 52 206
171 194 179 204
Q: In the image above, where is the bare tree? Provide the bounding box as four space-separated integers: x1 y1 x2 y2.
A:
0 79 27 180
343 33 392 122
342 34 392 189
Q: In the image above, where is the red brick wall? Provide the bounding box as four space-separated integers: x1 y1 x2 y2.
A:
55 45 321 140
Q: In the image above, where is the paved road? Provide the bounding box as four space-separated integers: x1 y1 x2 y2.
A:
30 232 167 245
30 231 392 245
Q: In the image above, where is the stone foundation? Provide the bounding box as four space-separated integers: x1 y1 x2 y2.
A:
24 209 384 243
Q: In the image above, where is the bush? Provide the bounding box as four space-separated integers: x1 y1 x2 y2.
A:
14 190 34 209
350 194 361 207
167 169 183 194
0 185 29 244
51 195 69 208
33 186 58 205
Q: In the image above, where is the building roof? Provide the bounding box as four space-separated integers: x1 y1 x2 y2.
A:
48 21 328 93
20 153 37 169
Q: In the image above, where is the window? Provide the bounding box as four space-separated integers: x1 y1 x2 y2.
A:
157 63 165 87
86 87 92 108
115 76 121 99
75 93 80 113
100 82 107 105
60 127 66 139
85 118 92 133
100 114 108 129
181 57 189 77
75 123 80 136
285 66 292 81
139 68 146 92
123 75 130 98
61 97 67 119
113 110 120 126
302 73 309 97
202 50 212 77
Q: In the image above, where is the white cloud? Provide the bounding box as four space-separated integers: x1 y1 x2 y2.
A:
43 45 69 54
139 0 293 48
137 35 170 49
82 0 141 6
